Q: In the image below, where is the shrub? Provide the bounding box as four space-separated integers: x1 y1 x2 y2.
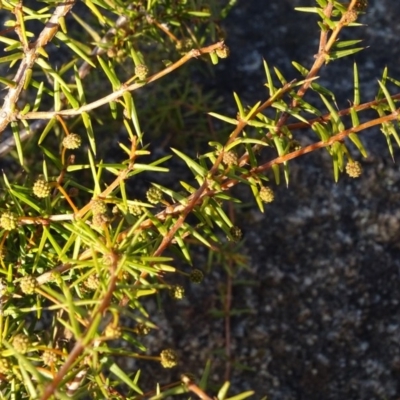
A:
0 0 395 398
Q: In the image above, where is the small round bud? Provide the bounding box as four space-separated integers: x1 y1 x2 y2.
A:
84 274 100 290
63 133 82 150
42 350 58 366
189 269 204 284
183 38 193 49
0 358 11 375
169 284 185 300
216 44 230 59
133 323 151 336
107 47 117 58
0 211 18 231
105 324 122 339
175 40 183 51
146 187 163 204
20 275 38 294
229 226 242 243
129 203 143 216
92 213 109 229
33 177 51 198
346 161 362 178
259 186 275 203
102 252 118 266
221 150 238 167
12 333 30 354
116 49 126 63
135 64 149 80
343 9 358 24
160 348 178 368
0 248 6 260
91 200 107 215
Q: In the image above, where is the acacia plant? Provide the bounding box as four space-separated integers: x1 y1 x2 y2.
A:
0 0 397 398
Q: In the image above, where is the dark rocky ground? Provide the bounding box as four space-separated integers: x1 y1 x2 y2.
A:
137 1 400 399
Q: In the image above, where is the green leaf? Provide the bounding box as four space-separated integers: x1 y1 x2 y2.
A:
56 31 95 66
332 39 363 49
35 57 71 92
74 64 86 104
319 93 344 132
150 183 188 205
233 92 245 118
61 279 82 337
377 80 396 112
208 112 238 125
61 85 80 109
244 101 261 121
316 9 336 29
295 7 320 13
123 92 133 121
263 59 275 96
217 381 230 400
171 148 208 177
353 62 360 105
33 81 44 111
183 223 212 248
187 10 211 17
38 117 57 144
109 363 143 393
82 0 108 24
250 183 264 213
0 51 23 64
349 132 367 158
88 149 101 195
311 82 337 104
272 101 309 123
350 107 360 128
11 122 24 165
274 66 287 85
40 145 63 170
97 55 121 89
71 11 101 42
330 141 344 182
210 51 219 65
9 185 41 213
82 111 96 154
174 232 192 264
311 121 331 142
271 164 280 185
226 391 255 400
292 61 309 77
329 47 364 61
376 67 388 100
54 78 61 112
129 94 143 143
199 360 212 390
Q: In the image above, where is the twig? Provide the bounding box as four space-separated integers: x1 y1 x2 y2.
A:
18 42 224 121
0 1 76 135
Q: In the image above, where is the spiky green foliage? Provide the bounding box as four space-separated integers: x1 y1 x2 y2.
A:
0 0 397 398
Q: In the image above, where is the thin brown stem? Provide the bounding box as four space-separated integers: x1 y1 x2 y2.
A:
0 1 76 134
18 42 224 121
